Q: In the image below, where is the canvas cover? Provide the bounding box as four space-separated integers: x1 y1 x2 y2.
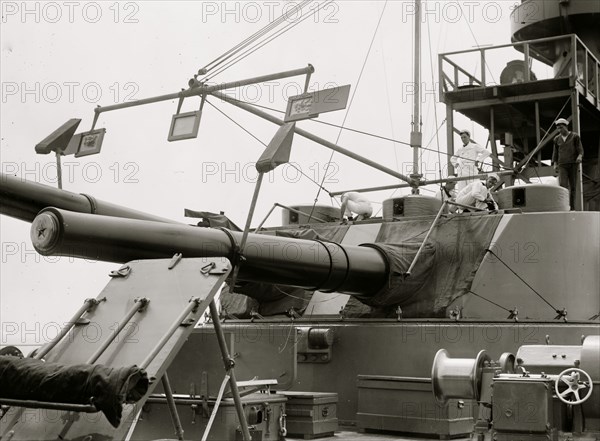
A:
364 214 502 316
0 356 148 427
220 215 501 318
358 241 436 309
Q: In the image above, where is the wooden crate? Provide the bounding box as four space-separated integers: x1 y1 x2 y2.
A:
133 392 287 441
279 391 338 439
357 375 475 439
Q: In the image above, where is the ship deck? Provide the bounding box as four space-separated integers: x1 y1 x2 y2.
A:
288 428 469 440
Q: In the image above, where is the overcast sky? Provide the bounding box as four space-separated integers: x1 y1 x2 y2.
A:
1 1 544 348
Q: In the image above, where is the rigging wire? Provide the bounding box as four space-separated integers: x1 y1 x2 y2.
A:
311 116 510 169
203 0 320 80
218 98 454 158
204 99 332 193
273 284 344 305
227 100 286 114
278 322 298 354
510 96 572 184
458 2 498 86
497 106 543 181
381 44 402 175
198 0 313 77
372 18 418 212
205 98 266 147
198 10 290 74
308 0 389 222
204 1 333 82
199 16 285 75
468 290 513 313
209 95 414 147
424 119 447 151
274 285 311 303
520 96 572 170
485 248 561 314
218 97 515 172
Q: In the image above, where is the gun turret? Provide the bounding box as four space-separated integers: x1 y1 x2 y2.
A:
2 173 429 305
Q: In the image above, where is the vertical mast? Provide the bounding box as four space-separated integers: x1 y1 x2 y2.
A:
410 0 423 192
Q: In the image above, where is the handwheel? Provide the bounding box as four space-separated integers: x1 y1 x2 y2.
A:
554 368 593 405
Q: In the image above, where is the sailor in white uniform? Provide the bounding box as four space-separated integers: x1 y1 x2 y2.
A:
340 192 373 221
451 129 491 192
455 173 499 212
439 180 458 213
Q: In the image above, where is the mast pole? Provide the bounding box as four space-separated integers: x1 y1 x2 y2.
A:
410 0 423 192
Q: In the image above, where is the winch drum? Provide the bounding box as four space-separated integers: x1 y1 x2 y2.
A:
431 349 490 404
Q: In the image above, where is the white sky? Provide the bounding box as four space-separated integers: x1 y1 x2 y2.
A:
1 0 541 348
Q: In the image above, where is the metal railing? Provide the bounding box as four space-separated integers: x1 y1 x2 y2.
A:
439 34 600 107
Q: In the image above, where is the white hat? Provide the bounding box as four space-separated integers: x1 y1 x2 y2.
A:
459 129 470 136
555 118 569 126
487 173 500 181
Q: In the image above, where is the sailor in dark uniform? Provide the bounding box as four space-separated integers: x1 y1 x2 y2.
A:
552 118 584 210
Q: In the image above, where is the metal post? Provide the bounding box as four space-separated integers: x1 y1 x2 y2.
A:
35 298 100 360
228 172 263 294
254 203 278 232
438 54 444 102
55 151 63 190
524 44 531 82
208 300 252 441
571 35 578 81
201 374 231 441
454 62 459 87
480 49 486 85
411 0 422 182
239 173 263 256
162 373 185 441
404 201 447 277
490 107 498 172
571 91 583 211
86 298 148 364
447 104 455 176
535 102 541 166
504 145 515 186
595 61 599 106
303 70 312 93
584 48 589 96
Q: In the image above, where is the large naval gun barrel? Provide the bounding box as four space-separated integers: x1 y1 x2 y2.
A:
31 207 388 297
1 173 388 297
1 173 177 224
